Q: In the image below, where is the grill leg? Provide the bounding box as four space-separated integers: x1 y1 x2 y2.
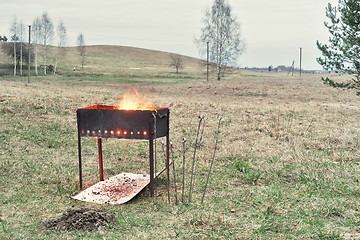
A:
149 137 154 197
98 138 104 181
166 133 170 198
78 131 82 190
77 110 83 190
165 110 170 201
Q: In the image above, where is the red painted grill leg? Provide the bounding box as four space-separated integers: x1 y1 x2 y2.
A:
98 138 104 181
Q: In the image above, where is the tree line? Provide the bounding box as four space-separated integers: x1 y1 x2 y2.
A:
1 0 247 80
1 11 86 76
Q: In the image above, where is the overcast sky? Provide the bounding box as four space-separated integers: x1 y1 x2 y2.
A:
1 0 338 70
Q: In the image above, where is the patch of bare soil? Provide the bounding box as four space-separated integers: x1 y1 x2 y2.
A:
41 207 114 231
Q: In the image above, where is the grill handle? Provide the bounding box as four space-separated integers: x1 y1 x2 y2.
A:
156 112 167 119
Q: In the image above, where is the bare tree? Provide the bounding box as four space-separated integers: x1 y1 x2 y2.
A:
18 21 25 75
195 0 246 80
77 33 85 69
32 17 41 75
40 12 54 75
169 54 183 74
54 20 67 74
10 17 17 76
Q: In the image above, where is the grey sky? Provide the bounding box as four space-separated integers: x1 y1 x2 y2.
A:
1 0 338 70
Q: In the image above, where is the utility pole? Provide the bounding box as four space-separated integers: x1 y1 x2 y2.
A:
28 25 31 84
206 41 209 81
299 47 302 76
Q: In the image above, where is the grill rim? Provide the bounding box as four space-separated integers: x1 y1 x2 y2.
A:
77 105 169 140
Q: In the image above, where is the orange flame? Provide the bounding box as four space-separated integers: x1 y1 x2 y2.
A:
117 89 155 110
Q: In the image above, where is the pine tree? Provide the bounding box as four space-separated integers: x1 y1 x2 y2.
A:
317 0 360 95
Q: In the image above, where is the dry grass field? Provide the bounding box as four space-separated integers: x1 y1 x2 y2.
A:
1 46 360 239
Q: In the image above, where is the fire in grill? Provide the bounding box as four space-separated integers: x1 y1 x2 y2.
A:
76 103 170 197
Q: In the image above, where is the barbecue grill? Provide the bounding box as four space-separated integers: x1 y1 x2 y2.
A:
76 104 170 197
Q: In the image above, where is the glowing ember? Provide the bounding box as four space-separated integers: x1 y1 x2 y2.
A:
117 89 155 110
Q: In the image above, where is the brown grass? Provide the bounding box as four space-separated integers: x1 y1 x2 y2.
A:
1 53 360 238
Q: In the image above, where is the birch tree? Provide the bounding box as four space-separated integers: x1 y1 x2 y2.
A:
77 33 85 69
32 17 41 75
18 21 25 75
40 12 54 75
195 0 246 80
54 20 67 74
10 17 17 76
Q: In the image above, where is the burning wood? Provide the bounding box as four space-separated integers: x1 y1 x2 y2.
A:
117 89 155 110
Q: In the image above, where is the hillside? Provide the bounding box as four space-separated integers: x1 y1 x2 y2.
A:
0 44 210 77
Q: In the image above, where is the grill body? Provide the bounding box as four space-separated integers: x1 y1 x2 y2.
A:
76 105 170 197
77 105 168 139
